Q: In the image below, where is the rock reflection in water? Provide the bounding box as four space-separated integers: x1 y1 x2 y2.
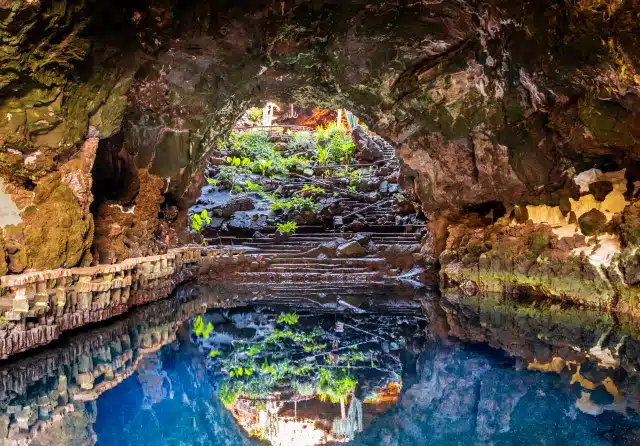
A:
194 309 417 445
1 284 640 444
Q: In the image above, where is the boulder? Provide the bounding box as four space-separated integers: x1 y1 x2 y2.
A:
352 126 384 162
578 209 607 235
337 241 368 258
589 181 614 201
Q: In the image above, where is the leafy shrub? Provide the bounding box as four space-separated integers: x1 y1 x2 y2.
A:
244 180 264 193
301 185 326 195
317 368 357 403
191 210 212 232
277 312 299 325
282 155 310 173
229 131 273 159
276 221 298 234
193 315 214 338
218 381 238 406
226 156 251 167
315 145 330 165
247 107 263 123
314 123 356 165
289 130 313 150
270 197 317 215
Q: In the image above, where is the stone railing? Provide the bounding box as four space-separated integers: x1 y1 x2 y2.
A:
0 246 247 359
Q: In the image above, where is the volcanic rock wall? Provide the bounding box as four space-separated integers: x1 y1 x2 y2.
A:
1 0 640 307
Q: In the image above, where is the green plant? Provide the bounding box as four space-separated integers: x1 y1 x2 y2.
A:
244 180 264 193
218 381 238 406
257 159 273 176
229 131 273 159
270 197 317 215
227 156 251 167
277 312 299 325
301 184 326 195
315 145 330 166
276 221 298 234
314 123 356 165
231 185 243 194
206 178 219 187
282 155 310 173
247 107 263 123
347 185 357 193
317 368 357 404
209 350 222 357
191 210 212 232
291 130 313 149
193 315 214 338
259 192 280 202
248 344 265 356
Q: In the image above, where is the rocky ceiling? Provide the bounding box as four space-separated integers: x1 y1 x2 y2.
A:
0 0 639 271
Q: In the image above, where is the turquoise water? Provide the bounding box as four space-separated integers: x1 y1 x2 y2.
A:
90 306 640 445
1 287 639 445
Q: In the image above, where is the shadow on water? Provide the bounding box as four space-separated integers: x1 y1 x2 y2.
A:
1 282 640 445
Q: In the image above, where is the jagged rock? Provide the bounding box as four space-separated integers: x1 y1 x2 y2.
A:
578 209 607 236
352 126 384 162
589 181 614 201
337 241 367 258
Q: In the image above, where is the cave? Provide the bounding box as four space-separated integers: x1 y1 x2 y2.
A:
1 0 640 443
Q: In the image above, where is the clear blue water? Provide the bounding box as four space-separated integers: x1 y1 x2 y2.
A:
2 288 639 445
89 307 640 446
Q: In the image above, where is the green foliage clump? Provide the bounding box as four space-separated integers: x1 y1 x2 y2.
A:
317 368 357 403
301 185 326 195
270 197 317 215
277 312 299 325
244 180 264 193
290 130 313 148
218 381 238 406
314 123 356 165
276 221 298 234
247 107 263 123
191 210 211 232
193 315 214 339
282 155 310 173
230 131 273 159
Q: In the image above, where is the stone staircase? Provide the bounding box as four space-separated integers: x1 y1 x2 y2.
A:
209 232 423 288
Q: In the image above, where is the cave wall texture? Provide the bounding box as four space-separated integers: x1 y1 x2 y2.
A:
1 0 640 308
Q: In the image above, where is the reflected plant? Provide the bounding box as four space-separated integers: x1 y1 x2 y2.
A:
277 312 299 325
193 315 214 338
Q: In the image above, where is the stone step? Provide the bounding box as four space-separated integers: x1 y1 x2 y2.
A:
261 257 386 265
229 271 384 281
268 266 369 273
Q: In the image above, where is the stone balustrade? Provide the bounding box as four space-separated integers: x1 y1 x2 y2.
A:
0 246 247 359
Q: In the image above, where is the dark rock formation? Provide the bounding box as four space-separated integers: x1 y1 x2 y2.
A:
1 0 640 313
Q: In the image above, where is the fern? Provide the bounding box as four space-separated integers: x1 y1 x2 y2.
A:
276 221 298 234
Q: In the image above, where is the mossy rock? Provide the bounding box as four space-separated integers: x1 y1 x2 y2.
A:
20 175 93 269
578 209 607 236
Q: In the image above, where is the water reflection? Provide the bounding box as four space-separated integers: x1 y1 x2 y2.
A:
194 310 418 444
0 284 639 444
